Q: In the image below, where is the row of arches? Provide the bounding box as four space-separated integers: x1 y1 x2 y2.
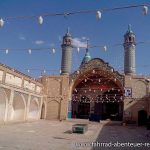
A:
0 88 43 123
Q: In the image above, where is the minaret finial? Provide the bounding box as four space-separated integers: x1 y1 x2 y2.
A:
86 39 89 52
128 24 132 32
67 27 70 34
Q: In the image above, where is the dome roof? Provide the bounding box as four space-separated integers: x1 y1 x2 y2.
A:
81 48 91 65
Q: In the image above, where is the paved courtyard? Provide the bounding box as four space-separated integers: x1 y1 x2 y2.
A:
0 120 150 150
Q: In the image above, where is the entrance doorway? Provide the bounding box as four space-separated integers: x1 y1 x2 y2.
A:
93 102 123 121
77 102 90 119
72 96 90 119
104 102 119 120
138 110 147 126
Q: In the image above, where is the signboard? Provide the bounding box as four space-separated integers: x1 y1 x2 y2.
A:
124 87 132 97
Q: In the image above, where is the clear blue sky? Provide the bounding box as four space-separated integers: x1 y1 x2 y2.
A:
0 0 149 77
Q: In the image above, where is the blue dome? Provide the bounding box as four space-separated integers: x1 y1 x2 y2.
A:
81 49 91 64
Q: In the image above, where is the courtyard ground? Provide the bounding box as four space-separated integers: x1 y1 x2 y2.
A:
0 119 150 150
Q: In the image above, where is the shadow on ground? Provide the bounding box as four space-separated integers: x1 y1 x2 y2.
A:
91 121 150 150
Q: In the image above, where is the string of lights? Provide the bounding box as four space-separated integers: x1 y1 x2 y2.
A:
0 40 150 55
71 96 148 103
0 3 149 27
0 65 148 75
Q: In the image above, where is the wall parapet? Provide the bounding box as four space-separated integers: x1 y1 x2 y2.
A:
0 63 43 95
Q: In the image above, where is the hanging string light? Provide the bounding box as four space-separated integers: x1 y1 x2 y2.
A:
77 47 80 53
96 11 102 20
143 5 148 15
43 69 46 74
38 16 43 25
0 18 4 28
28 49 32 54
52 48 56 53
92 69 95 74
103 45 107 51
5 49 9 54
77 70 80 74
0 3 148 28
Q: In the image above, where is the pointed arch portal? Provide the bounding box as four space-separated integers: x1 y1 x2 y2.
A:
70 58 124 121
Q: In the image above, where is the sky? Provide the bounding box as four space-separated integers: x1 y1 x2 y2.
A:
0 0 150 78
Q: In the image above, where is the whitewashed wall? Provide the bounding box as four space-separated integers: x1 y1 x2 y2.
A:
5 73 22 87
0 70 3 81
36 86 41 93
0 68 42 94
24 80 35 91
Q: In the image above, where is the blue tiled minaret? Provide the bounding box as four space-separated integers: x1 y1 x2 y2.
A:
123 24 136 75
61 28 73 75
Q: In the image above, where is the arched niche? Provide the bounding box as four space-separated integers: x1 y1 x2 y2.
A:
46 100 59 120
12 92 26 121
28 98 39 120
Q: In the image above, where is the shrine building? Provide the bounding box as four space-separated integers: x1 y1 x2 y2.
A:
0 25 150 126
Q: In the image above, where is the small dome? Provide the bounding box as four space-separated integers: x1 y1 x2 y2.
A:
81 48 91 65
